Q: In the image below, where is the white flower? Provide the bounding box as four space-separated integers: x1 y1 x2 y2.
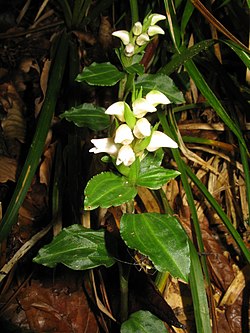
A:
132 97 156 118
114 124 134 145
148 14 166 26
125 43 135 57
105 101 128 122
148 25 165 36
145 90 171 106
90 138 119 155
146 131 178 152
116 145 136 166
112 30 130 45
136 33 150 46
133 118 151 139
132 22 143 36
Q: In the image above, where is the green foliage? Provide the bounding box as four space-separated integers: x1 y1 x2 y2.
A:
121 310 170 333
135 74 185 103
136 167 180 189
33 225 115 270
84 172 137 210
60 103 110 130
76 62 125 86
120 213 190 282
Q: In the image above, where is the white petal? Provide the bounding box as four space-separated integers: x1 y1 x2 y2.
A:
146 131 178 151
125 43 135 57
112 30 130 45
148 14 166 25
116 145 136 166
105 101 127 122
132 22 142 36
145 90 171 106
136 33 150 46
114 124 134 145
148 25 165 36
133 118 151 139
90 138 119 155
132 97 157 118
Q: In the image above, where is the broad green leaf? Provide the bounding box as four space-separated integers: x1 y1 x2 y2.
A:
136 167 180 189
121 310 170 333
76 62 125 86
125 63 145 75
60 103 110 130
120 213 190 282
135 74 185 104
84 172 137 210
140 150 164 172
33 225 115 270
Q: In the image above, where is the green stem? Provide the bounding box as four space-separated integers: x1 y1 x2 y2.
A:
130 0 139 25
118 263 130 322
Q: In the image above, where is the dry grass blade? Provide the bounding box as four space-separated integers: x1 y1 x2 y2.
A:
0 224 53 283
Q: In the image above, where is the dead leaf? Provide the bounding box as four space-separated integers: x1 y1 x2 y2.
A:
39 142 56 186
0 83 26 157
0 156 17 182
34 59 51 117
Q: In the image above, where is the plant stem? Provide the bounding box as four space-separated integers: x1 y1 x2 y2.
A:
118 263 130 322
130 0 139 25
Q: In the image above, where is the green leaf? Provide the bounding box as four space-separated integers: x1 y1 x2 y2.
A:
135 74 185 104
120 213 190 282
159 39 215 76
121 310 170 333
84 172 137 210
140 150 164 171
125 63 145 75
33 225 115 270
189 241 212 333
60 103 110 130
136 167 180 189
76 62 125 86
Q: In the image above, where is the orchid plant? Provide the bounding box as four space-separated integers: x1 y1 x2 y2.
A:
34 12 190 331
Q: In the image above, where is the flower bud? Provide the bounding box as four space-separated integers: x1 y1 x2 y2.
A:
145 90 171 106
133 118 151 139
116 145 136 166
125 43 135 57
112 30 130 45
132 97 156 118
148 13 166 25
132 22 143 36
136 33 150 46
146 131 178 152
114 124 134 145
90 138 119 155
148 25 165 36
105 101 127 122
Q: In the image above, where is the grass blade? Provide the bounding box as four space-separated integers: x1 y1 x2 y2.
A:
189 241 212 333
0 31 69 242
